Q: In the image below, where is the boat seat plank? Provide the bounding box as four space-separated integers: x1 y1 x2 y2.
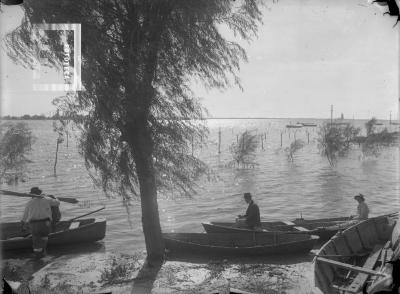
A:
345 244 383 293
378 241 392 268
69 222 80 229
315 257 385 277
294 226 309 232
386 248 393 262
332 284 354 292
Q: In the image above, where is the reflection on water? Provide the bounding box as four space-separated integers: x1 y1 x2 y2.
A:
317 168 347 209
0 119 399 254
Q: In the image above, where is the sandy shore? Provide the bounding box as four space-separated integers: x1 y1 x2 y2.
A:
1 250 324 294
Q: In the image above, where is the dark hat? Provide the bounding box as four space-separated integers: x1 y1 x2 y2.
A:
30 187 42 195
243 192 252 199
354 194 365 201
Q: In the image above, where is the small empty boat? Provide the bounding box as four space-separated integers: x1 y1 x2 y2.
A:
314 215 399 294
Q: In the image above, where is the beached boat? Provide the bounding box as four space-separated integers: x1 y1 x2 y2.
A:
1 218 106 251
314 215 399 294
163 232 319 257
202 216 354 241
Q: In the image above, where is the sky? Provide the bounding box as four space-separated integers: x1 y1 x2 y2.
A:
0 0 399 119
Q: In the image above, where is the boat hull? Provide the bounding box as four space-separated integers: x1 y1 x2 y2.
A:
1 218 106 251
164 232 319 257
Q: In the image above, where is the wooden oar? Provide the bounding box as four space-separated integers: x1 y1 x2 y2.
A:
67 206 105 222
315 257 386 277
0 190 78 204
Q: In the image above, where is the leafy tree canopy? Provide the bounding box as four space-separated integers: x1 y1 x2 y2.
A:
317 123 361 166
5 0 263 199
229 130 259 168
285 139 305 162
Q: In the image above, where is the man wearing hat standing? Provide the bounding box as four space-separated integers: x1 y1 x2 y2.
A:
353 193 369 220
238 192 261 229
21 187 60 258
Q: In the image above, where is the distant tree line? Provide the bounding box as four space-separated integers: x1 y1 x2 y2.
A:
318 117 399 166
1 114 84 120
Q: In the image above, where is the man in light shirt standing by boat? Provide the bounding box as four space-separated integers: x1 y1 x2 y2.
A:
21 187 60 258
352 193 369 220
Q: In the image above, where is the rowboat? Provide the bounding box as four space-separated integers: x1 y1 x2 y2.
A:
314 215 399 294
163 232 319 257
202 216 355 241
1 218 106 251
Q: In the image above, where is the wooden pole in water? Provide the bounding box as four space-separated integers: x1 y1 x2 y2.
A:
218 128 221 154
54 138 60 176
280 132 283 147
261 134 264 150
307 131 310 144
191 135 194 156
242 132 245 152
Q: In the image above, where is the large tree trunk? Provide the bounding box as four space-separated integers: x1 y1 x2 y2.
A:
123 3 170 263
128 123 165 262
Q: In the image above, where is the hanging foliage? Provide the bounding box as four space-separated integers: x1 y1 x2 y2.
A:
0 122 35 184
285 139 305 162
229 130 259 168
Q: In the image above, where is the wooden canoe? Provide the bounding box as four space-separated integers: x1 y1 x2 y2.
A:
314 215 398 294
0 218 106 251
202 216 355 241
163 232 319 257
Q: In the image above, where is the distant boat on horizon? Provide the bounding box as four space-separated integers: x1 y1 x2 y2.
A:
297 122 317 127
286 123 302 128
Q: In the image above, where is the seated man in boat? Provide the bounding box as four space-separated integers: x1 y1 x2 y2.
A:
237 192 261 230
352 193 369 220
21 187 60 258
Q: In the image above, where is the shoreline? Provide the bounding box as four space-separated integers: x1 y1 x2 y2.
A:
1 250 321 294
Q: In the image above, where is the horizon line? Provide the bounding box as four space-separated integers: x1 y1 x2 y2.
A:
1 115 398 121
